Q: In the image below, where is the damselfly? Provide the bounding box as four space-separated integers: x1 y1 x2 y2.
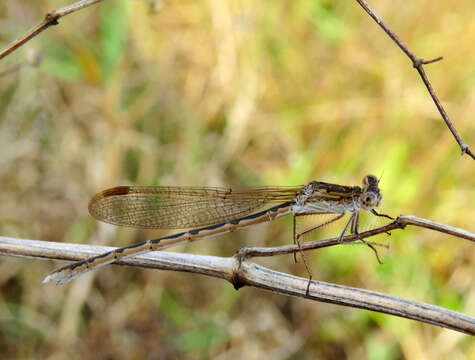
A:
44 174 386 284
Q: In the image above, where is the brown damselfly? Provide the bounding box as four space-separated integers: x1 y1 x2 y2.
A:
44 174 387 284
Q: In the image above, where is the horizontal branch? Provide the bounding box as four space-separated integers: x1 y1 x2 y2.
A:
238 214 474 259
0 235 473 335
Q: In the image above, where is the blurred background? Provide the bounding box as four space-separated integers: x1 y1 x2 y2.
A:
0 0 474 358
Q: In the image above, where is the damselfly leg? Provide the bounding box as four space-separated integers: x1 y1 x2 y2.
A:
293 213 346 295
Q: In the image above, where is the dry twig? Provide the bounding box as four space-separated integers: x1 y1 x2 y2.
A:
0 214 473 335
237 214 474 259
355 0 474 159
0 0 104 61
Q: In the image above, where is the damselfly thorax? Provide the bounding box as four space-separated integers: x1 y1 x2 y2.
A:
44 174 384 284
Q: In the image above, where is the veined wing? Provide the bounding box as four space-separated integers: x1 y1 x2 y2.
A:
88 185 302 229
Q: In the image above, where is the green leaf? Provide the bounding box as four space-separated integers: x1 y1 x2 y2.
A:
100 0 129 81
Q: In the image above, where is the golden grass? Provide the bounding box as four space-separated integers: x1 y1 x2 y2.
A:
0 0 474 358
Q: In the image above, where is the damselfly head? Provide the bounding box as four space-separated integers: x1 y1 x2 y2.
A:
360 174 382 209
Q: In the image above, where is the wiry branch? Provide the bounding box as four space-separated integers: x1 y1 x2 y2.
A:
1 1 473 160
0 0 104 61
0 214 474 335
355 0 474 159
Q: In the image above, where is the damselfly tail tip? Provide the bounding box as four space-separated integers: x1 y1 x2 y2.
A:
42 270 74 285
41 275 54 284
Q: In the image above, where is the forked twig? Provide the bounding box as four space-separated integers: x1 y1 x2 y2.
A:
0 0 104 61
355 0 474 159
0 234 473 335
237 214 474 259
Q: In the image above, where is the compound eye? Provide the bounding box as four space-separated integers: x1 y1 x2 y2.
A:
364 194 373 204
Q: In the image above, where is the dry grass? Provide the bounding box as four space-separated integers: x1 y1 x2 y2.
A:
0 0 474 358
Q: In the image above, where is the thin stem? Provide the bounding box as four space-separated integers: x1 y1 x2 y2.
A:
0 0 104 61
355 0 474 159
238 214 474 259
